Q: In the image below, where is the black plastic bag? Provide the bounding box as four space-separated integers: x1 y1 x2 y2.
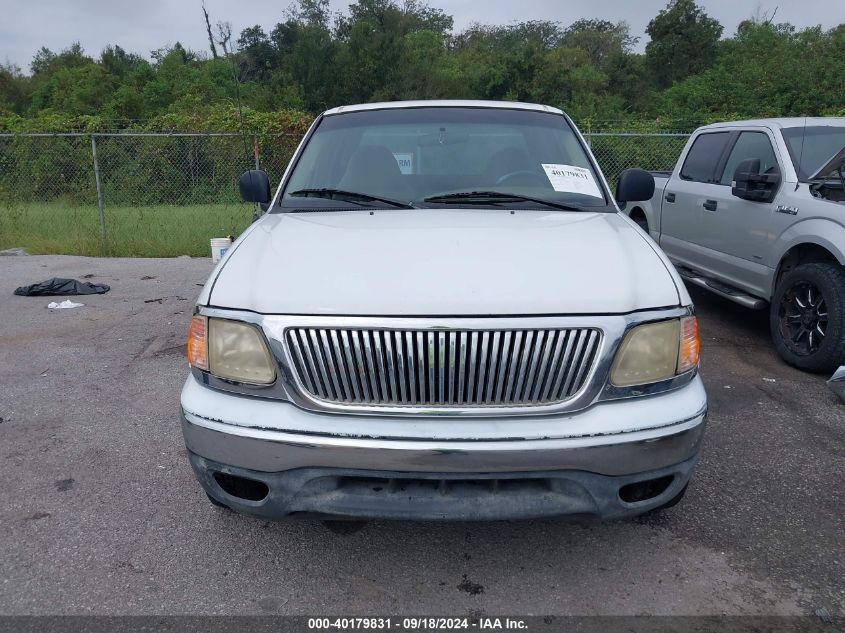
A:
14 277 110 296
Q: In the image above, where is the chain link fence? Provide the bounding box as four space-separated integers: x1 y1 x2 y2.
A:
584 131 691 185
0 130 690 257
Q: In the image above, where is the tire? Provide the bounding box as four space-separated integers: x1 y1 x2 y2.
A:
770 263 845 373
630 210 649 232
206 492 230 510
637 484 688 519
657 483 688 510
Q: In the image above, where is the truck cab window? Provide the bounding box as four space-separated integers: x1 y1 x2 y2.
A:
679 132 731 183
720 132 779 184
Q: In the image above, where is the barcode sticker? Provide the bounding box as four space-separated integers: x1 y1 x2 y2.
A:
541 164 603 198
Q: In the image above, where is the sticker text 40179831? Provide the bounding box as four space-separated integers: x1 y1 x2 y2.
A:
541 164 603 199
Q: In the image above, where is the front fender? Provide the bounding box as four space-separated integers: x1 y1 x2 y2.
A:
773 218 845 266
770 217 845 292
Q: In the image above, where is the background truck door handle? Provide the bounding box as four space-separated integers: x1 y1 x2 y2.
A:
665 192 676 203
703 199 717 211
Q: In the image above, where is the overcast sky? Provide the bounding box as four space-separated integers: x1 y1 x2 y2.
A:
1 0 842 72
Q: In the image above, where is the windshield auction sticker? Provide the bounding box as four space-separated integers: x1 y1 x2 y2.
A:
542 164 603 198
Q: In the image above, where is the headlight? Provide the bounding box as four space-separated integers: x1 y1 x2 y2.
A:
610 316 700 387
187 315 276 385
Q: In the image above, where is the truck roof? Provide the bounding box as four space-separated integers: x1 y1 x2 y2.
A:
698 117 845 131
323 100 564 116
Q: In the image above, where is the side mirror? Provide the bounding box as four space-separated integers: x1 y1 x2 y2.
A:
731 158 779 203
239 170 271 204
616 168 655 204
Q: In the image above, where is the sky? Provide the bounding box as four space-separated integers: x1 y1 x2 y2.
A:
1 0 842 72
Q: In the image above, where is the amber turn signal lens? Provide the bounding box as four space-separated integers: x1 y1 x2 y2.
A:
677 316 700 374
187 315 209 371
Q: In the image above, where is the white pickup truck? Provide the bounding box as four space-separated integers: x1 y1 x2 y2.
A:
180 100 708 522
625 118 845 372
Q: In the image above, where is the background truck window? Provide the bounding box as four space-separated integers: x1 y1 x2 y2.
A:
720 132 779 184
679 132 731 183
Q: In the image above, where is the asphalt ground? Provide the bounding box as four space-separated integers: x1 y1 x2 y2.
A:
0 255 842 616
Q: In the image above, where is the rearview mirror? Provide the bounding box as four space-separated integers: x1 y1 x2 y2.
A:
616 168 655 204
731 159 779 203
239 170 271 204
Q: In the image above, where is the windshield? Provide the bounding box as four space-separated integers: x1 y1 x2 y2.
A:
281 107 609 210
782 126 845 180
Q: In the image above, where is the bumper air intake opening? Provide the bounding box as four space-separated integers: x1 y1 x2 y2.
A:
213 471 269 502
618 475 674 504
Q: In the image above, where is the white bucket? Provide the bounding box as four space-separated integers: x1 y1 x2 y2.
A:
210 237 233 263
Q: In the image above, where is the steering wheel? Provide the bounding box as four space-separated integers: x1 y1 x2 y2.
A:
495 170 548 186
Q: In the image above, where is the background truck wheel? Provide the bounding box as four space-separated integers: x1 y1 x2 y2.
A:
770 263 845 373
630 208 649 232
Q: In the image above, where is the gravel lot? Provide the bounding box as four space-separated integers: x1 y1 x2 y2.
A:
0 255 842 616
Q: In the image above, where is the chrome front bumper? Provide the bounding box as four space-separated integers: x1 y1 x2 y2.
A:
181 409 705 476
180 375 707 520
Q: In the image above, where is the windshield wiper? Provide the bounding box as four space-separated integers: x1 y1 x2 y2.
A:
290 188 415 209
423 191 589 212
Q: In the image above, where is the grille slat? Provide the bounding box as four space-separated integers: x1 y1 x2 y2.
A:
309 329 333 399
285 326 601 409
330 330 351 402
405 331 416 402
383 331 398 402
394 331 407 404
522 330 544 402
340 330 362 402
288 329 316 395
561 330 589 398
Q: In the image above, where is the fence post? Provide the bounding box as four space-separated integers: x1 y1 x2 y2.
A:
253 135 261 220
91 134 107 241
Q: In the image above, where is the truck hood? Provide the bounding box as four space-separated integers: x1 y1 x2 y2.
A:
209 209 680 315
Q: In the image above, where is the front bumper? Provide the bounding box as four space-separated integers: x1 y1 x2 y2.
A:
180 375 707 521
188 451 699 521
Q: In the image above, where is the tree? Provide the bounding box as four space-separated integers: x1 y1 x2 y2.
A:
645 0 723 88
335 0 453 103
4 1 843 126
561 20 637 68
0 63 26 114
660 22 845 120
215 22 233 56
202 2 219 59
100 45 143 76
237 25 275 81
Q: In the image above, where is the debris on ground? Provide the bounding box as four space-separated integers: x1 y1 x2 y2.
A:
762 378 777 383
144 296 187 304
47 300 84 309
457 574 485 595
0 247 29 256
15 277 110 297
815 607 833 623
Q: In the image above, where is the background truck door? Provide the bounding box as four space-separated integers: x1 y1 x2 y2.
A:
659 131 732 268
696 129 784 297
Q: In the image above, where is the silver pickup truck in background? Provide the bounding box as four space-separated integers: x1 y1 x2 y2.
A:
625 118 845 372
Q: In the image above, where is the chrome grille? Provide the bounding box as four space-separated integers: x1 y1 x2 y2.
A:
285 327 602 408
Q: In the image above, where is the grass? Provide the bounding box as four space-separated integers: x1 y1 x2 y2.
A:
0 202 254 257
